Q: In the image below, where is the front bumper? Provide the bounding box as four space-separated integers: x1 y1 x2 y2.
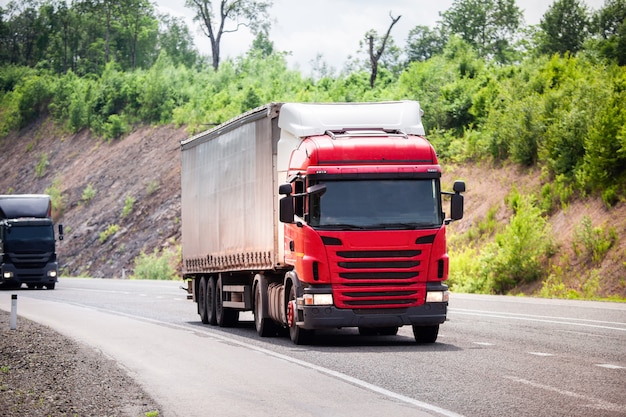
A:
300 302 447 329
1 262 58 285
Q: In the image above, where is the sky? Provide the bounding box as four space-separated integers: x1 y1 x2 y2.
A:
157 0 608 75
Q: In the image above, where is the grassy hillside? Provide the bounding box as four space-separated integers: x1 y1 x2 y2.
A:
1 117 624 300
444 164 625 300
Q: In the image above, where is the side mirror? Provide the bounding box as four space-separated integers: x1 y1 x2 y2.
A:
279 183 292 196
450 194 464 221
450 180 465 221
279 196 294 224
58 224 64 241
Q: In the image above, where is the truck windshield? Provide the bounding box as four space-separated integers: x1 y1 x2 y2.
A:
309 179 442 230
4 225 54 241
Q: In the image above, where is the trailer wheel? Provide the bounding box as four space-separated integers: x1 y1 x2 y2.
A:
206 276 217 325
254 283 277 337
216 276 239 327
198 277 209 324
287 285 314 345
412 324 439 344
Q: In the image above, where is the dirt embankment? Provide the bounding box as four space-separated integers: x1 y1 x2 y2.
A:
0 119 624 297
0 119 186 278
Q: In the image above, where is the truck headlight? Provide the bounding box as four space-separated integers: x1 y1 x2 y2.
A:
426 290 449 303
47 270 57 278
3 271 13 279
303 293 333 306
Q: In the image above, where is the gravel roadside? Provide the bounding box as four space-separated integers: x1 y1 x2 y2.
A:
0 309 162 417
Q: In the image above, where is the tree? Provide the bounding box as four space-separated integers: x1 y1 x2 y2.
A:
440 0 522 63
117 0 158 70
539 0 590 55
364 12 401 88
0 0 46 67
185 0 272 70
592 0 626 65
406 25 446 63
249 29 274 58
158 14 200 68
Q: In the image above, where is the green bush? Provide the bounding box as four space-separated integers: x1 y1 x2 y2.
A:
540 268 581 299
476 194 554 294
572 216 618 264
121 195 135 218
103 114 129 140
146 180 160 196
35 153 49 178
81 183 96 203
15 73 54 127
45 176 65 220
131 246 179 280
99 224 120 243
448 246 484 292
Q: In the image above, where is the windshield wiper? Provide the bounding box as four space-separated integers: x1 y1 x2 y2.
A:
317 223 367 230
368 222 436 230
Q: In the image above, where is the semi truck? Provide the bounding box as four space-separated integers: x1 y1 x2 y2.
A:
180 101 465 344
0 194 64 289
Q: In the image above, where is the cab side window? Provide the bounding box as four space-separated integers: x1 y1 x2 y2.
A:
294 178 305 218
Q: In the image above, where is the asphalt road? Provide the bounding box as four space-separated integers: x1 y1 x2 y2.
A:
1 278 624 417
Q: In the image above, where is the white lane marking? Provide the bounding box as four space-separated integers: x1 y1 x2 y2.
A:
596 364 625 369
504 375 626 413
528 352 554 357
472 342 494 346
451 309 626 332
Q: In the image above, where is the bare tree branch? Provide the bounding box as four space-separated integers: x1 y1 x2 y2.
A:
368 12 401 88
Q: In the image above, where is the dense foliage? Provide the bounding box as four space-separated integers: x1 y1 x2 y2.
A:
0 0 624 294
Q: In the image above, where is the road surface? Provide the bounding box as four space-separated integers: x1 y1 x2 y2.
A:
1 278 624 417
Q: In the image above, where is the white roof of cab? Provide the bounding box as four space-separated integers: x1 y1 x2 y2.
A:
278 101 425 138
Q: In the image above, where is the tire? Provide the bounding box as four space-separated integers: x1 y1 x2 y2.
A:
198 277 209 324
254 283 277 337
206 276 217 326
216 276 239 327
287 285 314 345
46 283 55 290
412 324 439 344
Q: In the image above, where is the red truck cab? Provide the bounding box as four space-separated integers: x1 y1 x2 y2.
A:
277 103 464 344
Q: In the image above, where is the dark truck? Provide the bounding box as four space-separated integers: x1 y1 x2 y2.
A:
0 194 64 289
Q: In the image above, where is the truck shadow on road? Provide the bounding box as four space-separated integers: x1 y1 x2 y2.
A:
187 319 462 353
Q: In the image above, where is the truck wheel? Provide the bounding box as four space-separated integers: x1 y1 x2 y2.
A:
198 277 209 324
287 286 314 345
206 276 217 326
254 283 277 337
46 283 55 290
412 324 439 344
216 276 239 327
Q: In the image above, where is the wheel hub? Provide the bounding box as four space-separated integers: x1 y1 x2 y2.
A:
287 299 296 327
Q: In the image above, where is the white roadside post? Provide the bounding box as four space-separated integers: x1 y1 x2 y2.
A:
10 294 17 330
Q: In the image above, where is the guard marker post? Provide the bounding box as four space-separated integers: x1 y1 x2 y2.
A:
10 294 17 330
